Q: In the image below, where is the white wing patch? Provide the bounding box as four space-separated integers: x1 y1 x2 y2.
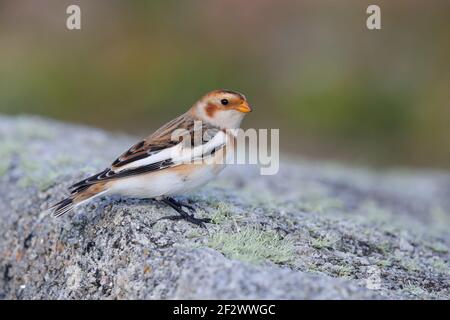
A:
115 131 228 172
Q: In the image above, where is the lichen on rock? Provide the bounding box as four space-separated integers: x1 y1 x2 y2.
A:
0 115 449 299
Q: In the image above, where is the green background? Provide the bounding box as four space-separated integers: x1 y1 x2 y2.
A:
1 0 449 168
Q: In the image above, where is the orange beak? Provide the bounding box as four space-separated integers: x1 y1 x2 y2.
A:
234 101 252 113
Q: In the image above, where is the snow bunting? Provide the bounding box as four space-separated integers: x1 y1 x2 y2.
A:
47 89 252 227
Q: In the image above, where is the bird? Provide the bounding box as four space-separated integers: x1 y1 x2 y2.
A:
46 89 252 227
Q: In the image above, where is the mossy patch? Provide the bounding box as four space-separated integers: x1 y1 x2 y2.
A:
208 227 295 264
376 259 392 268
334 265 355 278
428 241 448 254
403 284 429 297
17 156 60 191
0 162 8 177
398 257 421 273
0 140 21 177
210 202 234 224
376 241 392 255
18 171 59 191
0 141 16 155
54 154 75 166
15 121 55 140
431 258 449 275
310 234 339 250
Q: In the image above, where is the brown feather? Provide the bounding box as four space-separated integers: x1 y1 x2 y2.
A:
205 103 219 117
111 112 196 169
73 182 108 203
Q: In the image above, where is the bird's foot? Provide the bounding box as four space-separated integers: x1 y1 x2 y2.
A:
180 202 196 212
158 197 211 228
158 213 211 228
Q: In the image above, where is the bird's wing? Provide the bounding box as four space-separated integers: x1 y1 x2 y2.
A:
69 113 226 193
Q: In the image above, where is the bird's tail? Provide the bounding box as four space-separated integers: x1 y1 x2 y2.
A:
46 182 108 218
47 197 77 218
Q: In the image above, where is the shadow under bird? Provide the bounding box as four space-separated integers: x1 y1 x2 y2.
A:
47 89 252 227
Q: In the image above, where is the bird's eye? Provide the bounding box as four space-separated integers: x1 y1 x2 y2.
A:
220 99 229 106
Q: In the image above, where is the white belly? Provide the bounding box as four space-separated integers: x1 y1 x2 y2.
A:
106 163 226 198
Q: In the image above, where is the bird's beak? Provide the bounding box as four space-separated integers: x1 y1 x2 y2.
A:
235 101 252 113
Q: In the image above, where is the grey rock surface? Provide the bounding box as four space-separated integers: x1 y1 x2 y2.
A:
0 115 449 299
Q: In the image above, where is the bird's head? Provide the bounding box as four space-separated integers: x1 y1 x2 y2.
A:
191 89 252 129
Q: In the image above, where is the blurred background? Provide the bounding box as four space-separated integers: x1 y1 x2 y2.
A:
0 0 449 169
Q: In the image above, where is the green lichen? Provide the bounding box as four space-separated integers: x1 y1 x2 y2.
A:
18 157 59 191
399 258 421 273
310 234 339 250
208 227 295 264
0 141 19 176
335 265 354 278
0 162 7 177
431 259 449 275
403 284 428 297
54 154 75 166
210 202 233 224
0 139 24 177
376 242 392 255
37 172 59 191
427 241 448 254
306 265 321 274
377 259 392 268
20 158 40 172
15 121 55 140
18 172 58 191
0 147 10 177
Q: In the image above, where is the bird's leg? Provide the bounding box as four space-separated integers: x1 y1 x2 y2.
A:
165 197 201 213
179 198 206 213
163 197 196 212
159 197 211 228
180 201 196 212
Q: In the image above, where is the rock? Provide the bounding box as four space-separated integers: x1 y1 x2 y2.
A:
0 115 449 299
